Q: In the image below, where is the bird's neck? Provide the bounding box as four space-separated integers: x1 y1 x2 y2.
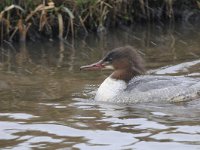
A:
110 69 139 83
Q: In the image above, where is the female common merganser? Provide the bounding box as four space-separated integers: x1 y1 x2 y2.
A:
80 46 200 103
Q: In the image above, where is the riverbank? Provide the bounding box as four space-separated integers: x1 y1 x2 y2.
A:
0 0 200 43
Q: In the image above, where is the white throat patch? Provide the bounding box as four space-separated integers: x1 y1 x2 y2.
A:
95 77 127 101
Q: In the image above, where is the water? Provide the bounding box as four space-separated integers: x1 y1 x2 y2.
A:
0 25 200 149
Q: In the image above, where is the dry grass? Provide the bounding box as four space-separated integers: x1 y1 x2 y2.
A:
0 0 199 43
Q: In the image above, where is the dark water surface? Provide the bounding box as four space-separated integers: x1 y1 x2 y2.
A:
0 25 200 149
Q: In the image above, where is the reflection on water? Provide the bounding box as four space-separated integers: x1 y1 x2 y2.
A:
0 25 200 149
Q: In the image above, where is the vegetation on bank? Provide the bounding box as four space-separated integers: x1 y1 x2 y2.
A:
0 0 200 43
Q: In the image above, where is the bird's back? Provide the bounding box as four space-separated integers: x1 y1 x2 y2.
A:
112 75 200 103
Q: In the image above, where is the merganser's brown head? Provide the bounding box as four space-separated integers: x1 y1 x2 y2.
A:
80 46 145 82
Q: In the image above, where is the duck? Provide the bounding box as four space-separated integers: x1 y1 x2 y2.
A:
80 46 200 103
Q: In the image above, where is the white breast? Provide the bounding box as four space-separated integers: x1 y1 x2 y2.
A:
95 77 127 101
